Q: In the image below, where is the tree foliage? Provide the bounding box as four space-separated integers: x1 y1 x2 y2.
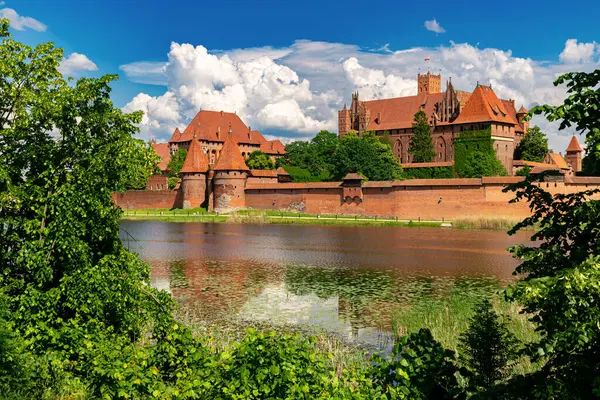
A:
246 150 275 170
331 132 403 181
459 151 507 178
277 130 338 181
167 147 188 178
502 175 600 397
458 299 519 389
529 69 600 176
515 126 549 162
409 111 436 163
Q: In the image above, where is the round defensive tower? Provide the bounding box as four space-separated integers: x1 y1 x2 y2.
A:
180 133 209 209
211 129 249 212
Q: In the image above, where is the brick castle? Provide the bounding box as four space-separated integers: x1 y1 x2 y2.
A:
339 72 535 173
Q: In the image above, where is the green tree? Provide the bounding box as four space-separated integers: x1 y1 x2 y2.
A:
0 19 204 397
458 299 519 389
277 130 339 181
123 138 160 190
515 165 532 176
245 150 275 169
460 151 507 178
409 110 436 163
529 69 600 176
515 125 548 162
331 131 402 181
501 176 600 397
166 147 187 177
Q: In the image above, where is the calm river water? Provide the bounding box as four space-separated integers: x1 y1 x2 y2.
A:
120 221 531 346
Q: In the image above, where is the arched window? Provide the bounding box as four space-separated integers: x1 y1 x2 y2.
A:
436 137 447 161
395 139 403 163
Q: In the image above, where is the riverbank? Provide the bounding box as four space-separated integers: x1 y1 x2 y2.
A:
121 209 524 230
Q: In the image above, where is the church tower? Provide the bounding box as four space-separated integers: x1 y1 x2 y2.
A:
418 71 441 94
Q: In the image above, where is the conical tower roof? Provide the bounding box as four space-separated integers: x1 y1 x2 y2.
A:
180 137 209 173
566 135 583 152
517 105 527 114
169 127 182 143
213 131 249 171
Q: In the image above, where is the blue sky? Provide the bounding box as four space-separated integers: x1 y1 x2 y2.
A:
4 0 600 151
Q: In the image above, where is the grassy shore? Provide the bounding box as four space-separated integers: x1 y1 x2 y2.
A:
121 209 447 228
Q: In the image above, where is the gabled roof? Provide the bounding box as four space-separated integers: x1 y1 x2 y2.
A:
454 85 519 125
212 134 249 171
276 167 289 176
566 136 583 152
169 127 182 143
547 152 569 170
517 105 528 114
152 142 171 172
362 92 444 131
180 138 209 173
261 139 285 155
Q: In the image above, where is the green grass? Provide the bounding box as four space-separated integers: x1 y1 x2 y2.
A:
390 291 541 375
452 217 525 231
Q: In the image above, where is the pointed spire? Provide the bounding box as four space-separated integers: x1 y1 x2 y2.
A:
212 133 249 171
169 127 182 143
517 105 527 114
180 136 209 173
566 136 583 152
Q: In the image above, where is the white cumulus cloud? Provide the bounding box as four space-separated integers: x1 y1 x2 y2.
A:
58 53 98 75
121 38 600 152
424 18 445 33
559 39 597 64
0 7 46 31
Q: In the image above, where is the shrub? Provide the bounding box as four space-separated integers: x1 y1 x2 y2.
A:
458 299 519 389
213 329 332 399
246 150 275 170
371 328 466 399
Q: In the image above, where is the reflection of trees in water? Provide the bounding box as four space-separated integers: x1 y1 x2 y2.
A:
284 265 505 334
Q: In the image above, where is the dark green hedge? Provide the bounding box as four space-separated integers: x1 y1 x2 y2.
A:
402 166 456 179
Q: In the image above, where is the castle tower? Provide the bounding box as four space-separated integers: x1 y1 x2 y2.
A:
418 71 441 94
338 104 351 138
211 128 249 212
516 106 529 133
565 135 583 173
180 134 209 209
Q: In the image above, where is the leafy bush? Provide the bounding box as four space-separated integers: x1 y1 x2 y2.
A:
371 328 465 399
515 165 532 176
459 151 507 178
458 299 519 389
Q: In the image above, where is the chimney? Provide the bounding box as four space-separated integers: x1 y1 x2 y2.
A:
220 110 224 118
377 112 381 124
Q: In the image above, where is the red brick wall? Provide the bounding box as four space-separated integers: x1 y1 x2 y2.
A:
245 179 600 220
112 190 182 210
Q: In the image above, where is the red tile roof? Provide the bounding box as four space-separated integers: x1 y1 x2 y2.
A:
456 90 472 108
342 173 365 180
566 136 583 152
454 85 518 125
276 167 289 176
173 110 284 155
361 92 444 131
249 169 278 177
547 152 569 170
212 134 249 171
152 142 171 172
169 127 182 143
517 106 527 114
180 137 209 173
